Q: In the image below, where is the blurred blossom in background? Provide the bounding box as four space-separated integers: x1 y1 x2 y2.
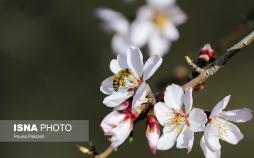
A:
96 0 186 56
0 0 254 158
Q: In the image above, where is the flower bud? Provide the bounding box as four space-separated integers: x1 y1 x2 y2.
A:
146 115 160 154
198 43 216 63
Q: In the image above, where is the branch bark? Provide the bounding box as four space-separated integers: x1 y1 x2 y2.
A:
94 146 114 158
182 30 254 90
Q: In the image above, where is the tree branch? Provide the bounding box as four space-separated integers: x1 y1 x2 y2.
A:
79 30 254 158
183 30 254 90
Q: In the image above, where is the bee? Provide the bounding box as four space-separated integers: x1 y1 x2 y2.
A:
113 69 137 91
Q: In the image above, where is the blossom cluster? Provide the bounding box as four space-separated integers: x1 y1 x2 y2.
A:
94 0 253 157
95 0 186 57
99 47 252 158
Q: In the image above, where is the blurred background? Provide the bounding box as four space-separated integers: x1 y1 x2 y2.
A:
0 0 253 157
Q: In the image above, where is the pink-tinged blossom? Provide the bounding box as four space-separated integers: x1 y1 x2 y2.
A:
101 109 138 148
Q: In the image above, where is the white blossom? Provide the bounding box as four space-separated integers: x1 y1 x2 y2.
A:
154 84 207 152
100 47 162 109
129 2 186 56
101 73 151 148
200 95 252 158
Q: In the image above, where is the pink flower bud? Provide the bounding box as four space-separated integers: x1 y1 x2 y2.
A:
198 43 215 59
198 43 216 60
146 115 160 154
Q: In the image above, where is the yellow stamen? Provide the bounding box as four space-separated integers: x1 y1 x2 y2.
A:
212 119 230 141
163 111 186 134
153 11 170 29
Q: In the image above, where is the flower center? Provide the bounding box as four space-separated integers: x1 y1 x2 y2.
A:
213 119 230 141
153 11 170 29
164 110 188 133
113 68 141 91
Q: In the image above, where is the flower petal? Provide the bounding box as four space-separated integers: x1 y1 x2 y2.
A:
117 54 128 69
100 111 125 134
143 55 162 80
147 0 176 8
132 82 147 109
103 91 133 107
129 21 153 47
136 5 153 21
126 47 144 77
204 124 221 152
176 126 194 153
146 124 160 154
111 34 129 55
110 119 133 148
167 4 187 26
100 77 114 95
157 126 178 150
154 102 173 125
183 87 193 113
189 108 207 132
113 100 131 111
200 136 221 158
164 84 184 110
110 59 121 74
113 105 128 111
148 31 171 56
95 8 129 34
220 108 252 123
210 95 231 119
217 118 244 145
163 23 179 41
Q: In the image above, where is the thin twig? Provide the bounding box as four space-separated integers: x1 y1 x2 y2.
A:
77 144 114 158
185 56 204 73
183 30 254 90
94 146 114 158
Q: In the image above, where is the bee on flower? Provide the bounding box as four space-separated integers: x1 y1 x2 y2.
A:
100 46 162 109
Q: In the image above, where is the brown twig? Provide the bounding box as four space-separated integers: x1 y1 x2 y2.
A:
77 144 114 158
183 30 254 90
94 146 114 158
